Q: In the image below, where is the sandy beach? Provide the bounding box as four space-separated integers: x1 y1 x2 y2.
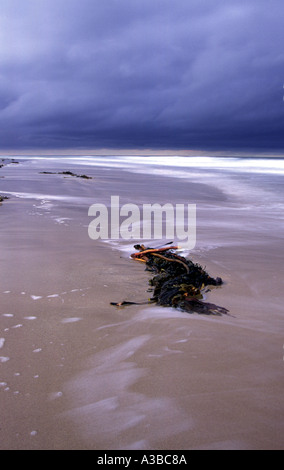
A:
0 156 283 450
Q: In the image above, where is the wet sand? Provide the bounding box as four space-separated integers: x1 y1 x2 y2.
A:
0 157 283 450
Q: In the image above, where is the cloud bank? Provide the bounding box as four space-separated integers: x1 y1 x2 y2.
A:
0 0 284 152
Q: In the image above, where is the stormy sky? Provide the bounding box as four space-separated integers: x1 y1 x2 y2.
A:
0 0 284 154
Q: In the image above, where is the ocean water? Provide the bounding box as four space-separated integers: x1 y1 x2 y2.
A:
5 155 284 200
3 154 284 216
3 155 283 253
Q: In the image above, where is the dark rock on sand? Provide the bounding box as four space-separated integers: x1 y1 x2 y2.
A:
40 170 92 179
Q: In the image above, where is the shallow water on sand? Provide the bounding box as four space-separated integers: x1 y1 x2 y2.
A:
0 156 283 449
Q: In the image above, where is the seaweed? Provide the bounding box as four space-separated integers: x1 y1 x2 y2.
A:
111 243 229 316
40 170 92 179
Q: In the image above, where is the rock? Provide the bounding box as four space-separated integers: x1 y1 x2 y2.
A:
39 170 93 179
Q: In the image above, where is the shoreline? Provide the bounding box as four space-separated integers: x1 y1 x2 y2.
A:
0 157 283 450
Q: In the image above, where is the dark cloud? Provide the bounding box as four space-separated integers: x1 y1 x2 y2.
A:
0 0 283 152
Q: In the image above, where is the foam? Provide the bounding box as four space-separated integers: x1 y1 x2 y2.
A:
16 154 284 175
41 155 284 175
0 190 80 203
0 356 10 363
61 317 82 324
